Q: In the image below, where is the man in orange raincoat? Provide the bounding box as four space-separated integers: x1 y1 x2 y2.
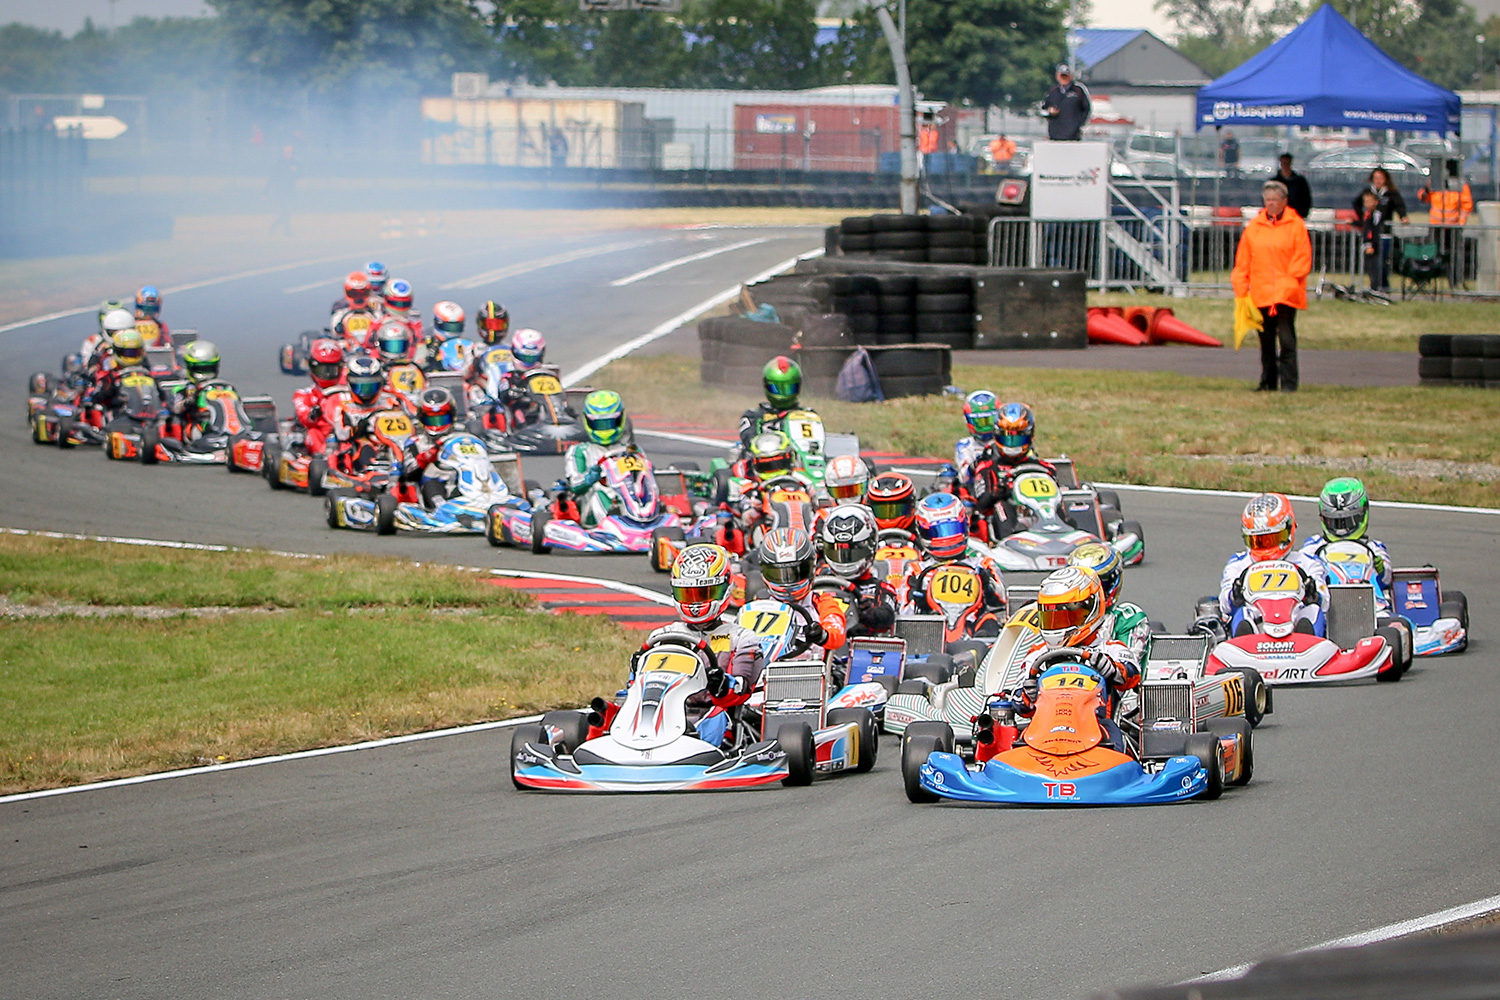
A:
1232 180 1312 392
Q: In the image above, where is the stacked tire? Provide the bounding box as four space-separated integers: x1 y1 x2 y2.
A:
699 317 795 390
870 346 950 398
913 275 975 350
836 213 989 265
830 273 975 350
1418 334 1500 387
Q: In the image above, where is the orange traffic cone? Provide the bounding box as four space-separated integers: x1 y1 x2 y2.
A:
1086 308 1149 346
1123 306 1157 333
1148 307 1223 348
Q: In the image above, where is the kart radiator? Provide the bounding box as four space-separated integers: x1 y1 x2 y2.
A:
762 660 826 728
1328 584 1377 651
1140 681 1194 730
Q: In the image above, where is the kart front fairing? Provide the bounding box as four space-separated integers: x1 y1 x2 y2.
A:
918 750 1206 805
1206 632 1391 685
980 525 1099 572
501 506 694 553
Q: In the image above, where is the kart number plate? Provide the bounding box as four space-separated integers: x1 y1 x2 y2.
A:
454 442 484 456
1244 565 1301 594
389 369 423 393
616 455 647 473
1324 544 1373 566
485 348 512 367
768 488 810 504
345 315 372 332
202 387 238 402
1040 671 1100 691
122 373 155 389
528 375 562 395
738 606 792 638
931 566 980 604
639 650 698 675
1015 475 1058 500
376 413 414 437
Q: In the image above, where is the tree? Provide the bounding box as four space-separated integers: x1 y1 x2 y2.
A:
682 0 825 89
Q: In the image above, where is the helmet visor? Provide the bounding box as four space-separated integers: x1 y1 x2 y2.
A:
185 358 218 381
419 409 453 432
310 359 342 384
828 481 864 501
115 344 145 365
766 377 800 403
760 556 813 586
673 580 728 606
1039 598 1094 634
587 414 624 444
478 315 509 333
967 413 996 436
824 539 873 572
435 318 464 335
348 375 382 402
752 454 794 478
1245 525 1293 557
868 498 913 523
1323 511 1363 538
921 518 967 541
378 333 410 358
998 431 1031 450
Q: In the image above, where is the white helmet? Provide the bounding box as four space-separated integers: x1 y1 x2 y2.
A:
823 454 870 503
820 503 878 579
102 308 137 338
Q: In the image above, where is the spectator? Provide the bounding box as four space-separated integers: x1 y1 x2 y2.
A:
1277 154 1313 219
1357 189 1384 288
1352 168 1408 291
1220 130 1241 179
548 127 568 168
1418 166 1474 288
1232 180 1312 393
989 134 1017 170
1041 65 1090 142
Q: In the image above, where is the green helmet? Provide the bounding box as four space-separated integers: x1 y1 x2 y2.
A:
583 389 626 446
1319 477 1369 540
763 355 801 409
98 300 126 332
749 429 796 481
183 340 221 383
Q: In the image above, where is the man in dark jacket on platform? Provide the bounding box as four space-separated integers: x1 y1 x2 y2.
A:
1042 64 1091 142
1278 154 1313 219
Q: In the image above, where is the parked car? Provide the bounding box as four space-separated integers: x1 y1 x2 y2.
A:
1307 146 1430 179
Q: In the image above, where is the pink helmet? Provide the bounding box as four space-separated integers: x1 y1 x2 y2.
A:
511 328 546 370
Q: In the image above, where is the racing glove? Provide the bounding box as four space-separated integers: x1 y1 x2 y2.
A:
307 404 322 424
1018 672 1040 710
804 621 830 647
1303 576 1321 606
1087 650 1124 686
705 663 733 699
581 465 603 490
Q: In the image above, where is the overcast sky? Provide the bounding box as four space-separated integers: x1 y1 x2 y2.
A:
0 0 1180 42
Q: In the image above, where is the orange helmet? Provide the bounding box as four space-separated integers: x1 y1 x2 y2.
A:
1037 565 1105 649
1242 492 1296 561
865 472 916 531
344 271 371 306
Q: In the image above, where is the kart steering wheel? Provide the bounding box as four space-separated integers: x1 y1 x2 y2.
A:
1030 647 1093 673
780 600 820 659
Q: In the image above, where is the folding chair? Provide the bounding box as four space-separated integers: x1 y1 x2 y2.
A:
1396 241 1447 300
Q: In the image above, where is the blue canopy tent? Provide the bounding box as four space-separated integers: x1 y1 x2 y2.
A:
1196 4 1461 135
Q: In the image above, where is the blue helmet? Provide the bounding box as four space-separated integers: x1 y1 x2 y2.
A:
364 261 388 292
135 285 161 317
915 492 969 561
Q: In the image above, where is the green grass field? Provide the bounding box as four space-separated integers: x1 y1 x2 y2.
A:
0 535 632 793
606 355 1500 508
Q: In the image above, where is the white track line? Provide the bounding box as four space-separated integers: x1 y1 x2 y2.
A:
634 428 736 449
282 277 334 294
1189 891 1500 983
562 247 825 388
490 569 674 606
610 237 772 286
440 238 661 291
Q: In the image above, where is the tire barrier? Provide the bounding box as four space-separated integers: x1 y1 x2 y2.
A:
1417 334 1500 388
834 213 990 267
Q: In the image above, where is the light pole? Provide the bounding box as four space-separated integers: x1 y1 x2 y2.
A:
1477 35 1487 88
868 0 918 214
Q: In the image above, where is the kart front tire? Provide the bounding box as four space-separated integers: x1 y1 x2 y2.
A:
1096 489 1122 512
140 426 160 465
375 493 398 535
324 491 345 530
1235 668 1268 727
1375 624 1407 681
905 654 952 686
307 457 328 497
530 509 552 555
1184 732 1225 800
1442 591 1469 633
484 505 509 548
772 720 815 787
1203 717 1253 786
58 418 78 450
827 708 879 773
510 725 547 790
901 727 950 804
263 443 284 489
226 433 248 473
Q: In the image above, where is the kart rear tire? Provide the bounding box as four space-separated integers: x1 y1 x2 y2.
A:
1442 591 1469 632
772 720 815 787
140 426 160 465
904 654 952 686
1375 624 1407 681
1119 520 1145 559
649 526 686 572
307 457 328 497
59 418 79 449
530 509 553 554
510 725 547 790
1096 489 1122 512
945 642 989 681
873 674 899 696
1235 668 1268 727
1184 732 1225 800
375 493 399 535
484 505 509 547
541 710 590 754
420 478 446 508
826 708 879 773
1203 717 1253 786
263 443 284 489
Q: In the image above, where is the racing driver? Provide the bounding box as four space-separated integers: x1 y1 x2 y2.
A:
1219 492 1329 635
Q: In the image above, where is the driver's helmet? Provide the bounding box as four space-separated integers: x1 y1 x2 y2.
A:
995 401 1036 460
670 543 734 627
98 299 126 331
308 338 344 389
1318 477 1369 541
865 472 916 531
583 389 626 447
384 279 414 315
1242 492 1296 561
510 328 545 369
963 389 999 442
748 430 796 481
346 355 384 404
477 301 510 344
762 355 801 410
758 527 817 602
1037 565 1105 649
823 454 869 502
1068 542 1123 608
364 261 388 294
374 320 413 365
182 340 220 383
432 301 465 338
821 504 878 579
134 285 161 318
112 329 145 368
417 387 456 436
915 492 969 561
102 308 137 339
344 271 371 307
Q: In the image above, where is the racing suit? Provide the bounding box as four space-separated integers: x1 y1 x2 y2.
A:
736 402 811 450
558 440 633 528
1104 600 1153 664
292 382 346 456
946 440 1056 540
1219 550 1330 635
1299 535 1393 591
907 554 1009 621
1012 634 1141 750
815 563 898 638
330 388 420 474
636 618 765 748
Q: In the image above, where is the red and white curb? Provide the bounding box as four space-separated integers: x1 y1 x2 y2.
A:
489 568 676 631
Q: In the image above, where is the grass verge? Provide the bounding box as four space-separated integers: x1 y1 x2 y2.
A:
1089 291 1500 353
0 535 633 794
605 354 1500 508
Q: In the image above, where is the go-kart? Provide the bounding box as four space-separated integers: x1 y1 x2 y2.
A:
1311 539 1465 659
427 337 479 374
332 432 528 535
874 529 922 613
27 371 92 447
487 449 714 556
964 462 1144 573
1195 559 1396 685
261 391 349 495
909 560 1005 648
511 608 877 792
901 650 1252 806
103 379 273 470
469 365 586 455
323 408 423 531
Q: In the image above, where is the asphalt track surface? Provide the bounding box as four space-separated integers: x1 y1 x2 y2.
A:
2 227 1498 1000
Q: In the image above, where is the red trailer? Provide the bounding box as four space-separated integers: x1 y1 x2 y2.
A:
733 103 902 172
